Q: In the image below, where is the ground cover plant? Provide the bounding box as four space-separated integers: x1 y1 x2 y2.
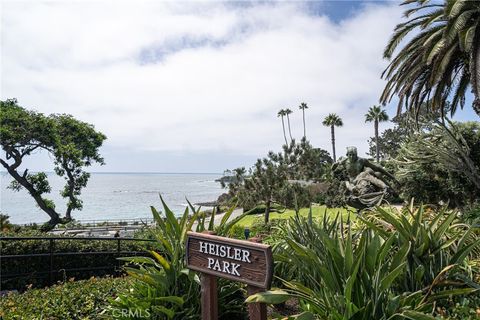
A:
0 276 131 320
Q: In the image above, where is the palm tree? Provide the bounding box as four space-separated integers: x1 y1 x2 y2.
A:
299 102 308 139
277 109 288 145
322 113 343 162
381 0 480 117
365 105 389 162
285 108 293 142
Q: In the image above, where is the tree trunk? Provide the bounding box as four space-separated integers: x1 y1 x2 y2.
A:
471 32 480 117
331 125 336 162
41 217 62 231
63 166 76 221
302 110 306 139
281 117 288 145
287 115 293 142
0 159 61 228
264 200 271 225
375 120 379 162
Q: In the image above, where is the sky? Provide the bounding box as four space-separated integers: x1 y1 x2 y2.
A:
1 0 477 173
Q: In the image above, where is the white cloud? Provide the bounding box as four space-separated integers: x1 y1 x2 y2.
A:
1 1 404 168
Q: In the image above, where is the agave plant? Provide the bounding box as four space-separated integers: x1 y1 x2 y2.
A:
248 204 480 320
108 196 250 319
361 202 480 293
252 214 432 319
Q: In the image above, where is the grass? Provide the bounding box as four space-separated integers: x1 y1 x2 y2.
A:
235 205 355 227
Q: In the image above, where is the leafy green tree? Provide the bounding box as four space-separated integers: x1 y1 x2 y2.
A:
367 109 442 160
285 108 293 142
270 138 332 182
367 114 410 160
220 167 247 201
224 139 332 222
298 102 308 139
277 109 288 145
322 113 343 162
365 105 389 162
243 158 288 224
381 0 480 117
367 128 405 161
0 99 106 230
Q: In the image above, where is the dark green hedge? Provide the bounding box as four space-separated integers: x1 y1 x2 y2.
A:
0 229 155 290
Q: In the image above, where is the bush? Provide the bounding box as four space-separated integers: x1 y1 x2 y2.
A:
462 203 480 225
107 197 250 319
0 213 13 231
248 203 480 319
362 203 480 292
395 121 480 207
0 229 155 290
0 276 131 320
227 219 287 241
435 292 480 319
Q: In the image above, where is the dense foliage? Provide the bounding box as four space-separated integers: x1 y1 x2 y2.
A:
248 203 480 319
0 99 106 230
0 229 153 290
222 139 332 223
395 121 480 206
107 197 250 319
381 0 480 117
0 276 131 320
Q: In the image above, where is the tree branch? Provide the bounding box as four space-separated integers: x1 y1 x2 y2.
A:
0 158 60 223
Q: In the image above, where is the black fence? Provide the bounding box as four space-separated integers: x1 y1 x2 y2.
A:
0 236 156 290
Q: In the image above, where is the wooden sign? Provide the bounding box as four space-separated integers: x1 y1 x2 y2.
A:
186 231 273 289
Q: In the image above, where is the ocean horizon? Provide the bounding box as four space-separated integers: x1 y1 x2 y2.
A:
0 172 225 225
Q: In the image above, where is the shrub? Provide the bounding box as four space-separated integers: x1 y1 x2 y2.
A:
106 197 250 319
227 219 287 241
435 292 480 319
0 276 131 320
248 203 480 319
395 121 480 207
0 229 154 290
461 203 480 225
361 203 480 292
0 213 13 231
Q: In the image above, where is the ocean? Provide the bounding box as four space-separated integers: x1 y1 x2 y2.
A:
0 172 224 225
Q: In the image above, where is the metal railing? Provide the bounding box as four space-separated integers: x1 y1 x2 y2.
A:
17 217 156 228
55 218 155 230
72 217 156 226
0 236 156 289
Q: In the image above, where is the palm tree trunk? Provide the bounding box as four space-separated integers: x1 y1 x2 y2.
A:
471 33 480 117
286 115 293 142
302 110 306 138
375 120 379 162
331 125 336 162
281 117 288 145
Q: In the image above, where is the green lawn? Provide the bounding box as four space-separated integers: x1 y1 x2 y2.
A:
235 205 355 227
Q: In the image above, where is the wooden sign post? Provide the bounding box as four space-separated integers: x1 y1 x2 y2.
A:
186 231 273 320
